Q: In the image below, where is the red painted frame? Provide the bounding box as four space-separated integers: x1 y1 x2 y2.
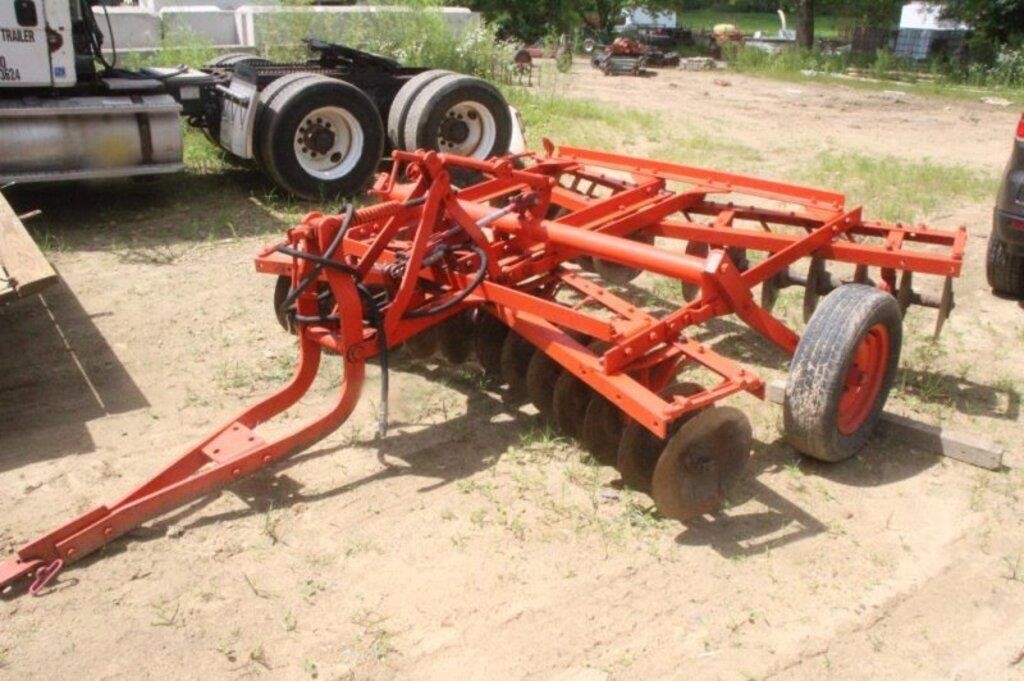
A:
0 142 965 596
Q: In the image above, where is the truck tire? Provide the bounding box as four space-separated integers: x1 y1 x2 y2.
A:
386 69 453 151
402 74 512 159
258 75 384 200
986 235 1024 299
784 284 902 463
254 72 321 171
205 52 271 69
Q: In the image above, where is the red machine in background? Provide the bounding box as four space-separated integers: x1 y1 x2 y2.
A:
0 141 965 597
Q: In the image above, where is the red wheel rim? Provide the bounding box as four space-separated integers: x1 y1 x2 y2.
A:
837 323 890 435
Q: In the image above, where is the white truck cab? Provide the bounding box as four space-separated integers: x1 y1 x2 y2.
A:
0 0 75 87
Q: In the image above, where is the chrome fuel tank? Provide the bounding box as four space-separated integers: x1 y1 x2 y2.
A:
0 94 184 183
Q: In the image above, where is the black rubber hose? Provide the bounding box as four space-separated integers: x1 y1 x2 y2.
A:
279 203 357 312
403 244 488 319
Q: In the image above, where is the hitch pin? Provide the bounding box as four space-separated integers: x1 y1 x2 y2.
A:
29 558 64 596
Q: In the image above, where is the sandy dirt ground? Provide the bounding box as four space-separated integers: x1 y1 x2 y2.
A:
1 65 1023 680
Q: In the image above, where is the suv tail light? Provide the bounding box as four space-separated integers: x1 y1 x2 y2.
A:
1018 114 1024 140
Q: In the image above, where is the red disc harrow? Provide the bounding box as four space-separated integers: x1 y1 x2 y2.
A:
0 141 966 596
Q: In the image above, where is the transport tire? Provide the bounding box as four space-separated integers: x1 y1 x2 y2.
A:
386 69 454 151
985 235 1024 299
259 75 385 200
402 74 512 159
784 284 902 463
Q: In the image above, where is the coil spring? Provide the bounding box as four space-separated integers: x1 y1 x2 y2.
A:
352 201 406 227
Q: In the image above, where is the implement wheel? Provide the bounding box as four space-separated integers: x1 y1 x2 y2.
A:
652 406 752 521
784 284 902 463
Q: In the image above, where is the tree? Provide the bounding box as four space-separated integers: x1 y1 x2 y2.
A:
796 0 813 48
467 0 677 44
941 0 1024 47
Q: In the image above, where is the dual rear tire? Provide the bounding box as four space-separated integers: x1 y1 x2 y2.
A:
253 70 513 200
256 74 384 200
388 72 512 160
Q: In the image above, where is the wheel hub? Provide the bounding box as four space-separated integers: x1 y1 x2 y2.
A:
440 117 471 144
300 120 336 156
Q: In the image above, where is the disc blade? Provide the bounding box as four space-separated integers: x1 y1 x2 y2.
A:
651 406 752 521
760 268 784 313
438 310 474 364
593 232 655 285
802 257 825 323
526 351 562 421
681 241 709 302
500 331 536 405
896 270 913 315
552 372 592 439
617 382 704 492
405 325 440 360
934 276 954 338
473 311 508 376
581 396 623 465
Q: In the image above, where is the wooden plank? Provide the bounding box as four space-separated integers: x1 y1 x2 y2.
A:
0 193 57 303
765 379 1005 471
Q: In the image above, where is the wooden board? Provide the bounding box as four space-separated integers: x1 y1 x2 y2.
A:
0 193 57 304
765 379 1005 471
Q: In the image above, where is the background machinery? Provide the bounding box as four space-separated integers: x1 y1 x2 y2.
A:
0 0 517 199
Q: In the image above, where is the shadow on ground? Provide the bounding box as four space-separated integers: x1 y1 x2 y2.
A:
3 169 311 254
675 433 938 559
65 355 938 574
0 283 148 471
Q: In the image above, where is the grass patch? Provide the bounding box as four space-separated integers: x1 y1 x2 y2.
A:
505 85 662 148
728 45 1024 107
183 125 232 175
650 132 764 172
799 151 995 222
679 9 841 38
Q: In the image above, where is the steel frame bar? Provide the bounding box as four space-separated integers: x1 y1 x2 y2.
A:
0 142 966 596
0 267 368 593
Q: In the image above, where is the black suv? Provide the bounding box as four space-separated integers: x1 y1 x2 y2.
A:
988 113 1024 299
